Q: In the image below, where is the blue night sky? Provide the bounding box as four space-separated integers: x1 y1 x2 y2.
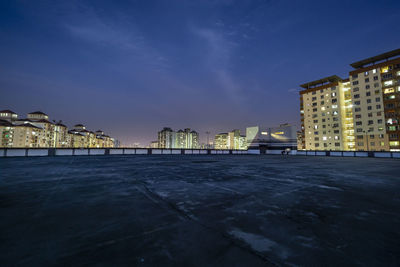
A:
1 0 399 146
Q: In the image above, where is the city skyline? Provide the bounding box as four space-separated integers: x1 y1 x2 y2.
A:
1 0 400 146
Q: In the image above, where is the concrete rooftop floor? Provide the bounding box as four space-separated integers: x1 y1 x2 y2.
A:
0 155 399 266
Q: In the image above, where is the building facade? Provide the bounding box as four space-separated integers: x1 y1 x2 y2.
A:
214 129 247 150
157 127 199 149
300 76 354 151
214 133 228 149
300 48 400 151
246 124 297 150
0 110 116 148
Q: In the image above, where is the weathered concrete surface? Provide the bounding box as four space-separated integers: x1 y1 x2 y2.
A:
0 155 399 266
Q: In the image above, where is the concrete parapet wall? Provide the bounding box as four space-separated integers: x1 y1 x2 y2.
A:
56 149 73 156
124 149 135 155
247 149 260 155
330 152 342 157
355 152 368 157
135 149 147 155
266 150 282 155
110 149 123 155
89 149 105 155
6 149 26 157
27 149 48 157
306 151 316 156
74 149 89 156
1 148 399 159
392 152 400 158
374 152 391 158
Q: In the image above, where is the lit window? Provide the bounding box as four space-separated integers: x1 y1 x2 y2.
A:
384 88 395 94
372 69 377 74
322 136 327 141
384 80 393 86
381 66 389 73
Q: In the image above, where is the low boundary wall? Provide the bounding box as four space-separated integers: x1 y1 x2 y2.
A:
0 148 399 159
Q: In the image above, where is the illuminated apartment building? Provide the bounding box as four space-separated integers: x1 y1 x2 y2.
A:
214 133 228 149
0 110 117 148
0 110 18 122
0 119 14 147
214 130 246 150
13 123 45 147
300 48 400 151
185 129 199 149
300 76 354 151
349 49 400 151
54 122 69 147
157 127 199 149
158 127 175 148
227 129 247 150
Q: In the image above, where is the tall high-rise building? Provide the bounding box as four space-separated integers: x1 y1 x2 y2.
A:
158 127 175 148
300 76 355 151
349 49 400 151
214 133 228 149
299 48 400 151
157 127 199 149
176 129 186 148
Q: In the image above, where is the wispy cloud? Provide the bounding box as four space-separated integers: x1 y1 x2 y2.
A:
63 4 170 71
191 26 244 104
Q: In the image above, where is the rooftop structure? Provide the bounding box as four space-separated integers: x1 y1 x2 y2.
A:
350 48 400 69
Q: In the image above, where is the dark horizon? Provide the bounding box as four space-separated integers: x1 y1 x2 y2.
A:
1 0 400 146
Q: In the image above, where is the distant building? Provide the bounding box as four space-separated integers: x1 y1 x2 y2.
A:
0 110 18 122
13 123 45 147
176 129 186 148
0 110 116 148
157 127 199 149
150 141 159 148
215 130 247 150
158 127 175 148
214 133 228 149
227 129 247 150
187 129 199 149
246 124 297 150
0 119 14 147
27 111 49 121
